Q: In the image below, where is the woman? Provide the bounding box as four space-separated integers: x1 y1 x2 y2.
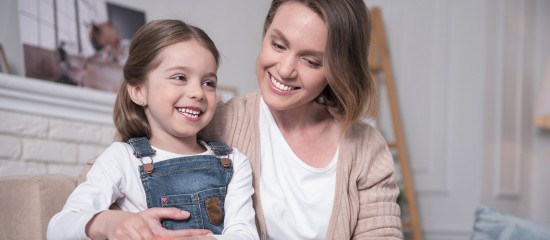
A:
201 1 402 239
79 0 402 239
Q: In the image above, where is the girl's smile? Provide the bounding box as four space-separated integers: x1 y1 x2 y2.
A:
176 106 203 122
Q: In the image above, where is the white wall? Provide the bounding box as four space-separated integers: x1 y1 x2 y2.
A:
1 1 549 239
363 1 550 239
106 0 269 96
0 73 116 176
364 1 487 238
527 0 550 227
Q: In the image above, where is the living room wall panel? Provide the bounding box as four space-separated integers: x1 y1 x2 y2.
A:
493 1 529 199
529 0 550 225
366 0 452 195
364 0 486 239
482 0 550 223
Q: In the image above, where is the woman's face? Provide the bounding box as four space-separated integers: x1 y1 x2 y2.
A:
256 1 328 111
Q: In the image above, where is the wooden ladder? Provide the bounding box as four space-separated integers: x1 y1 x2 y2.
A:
368 7 424 240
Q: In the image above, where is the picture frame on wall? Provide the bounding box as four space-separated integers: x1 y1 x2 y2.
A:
0 44 10 74
17 0 145 93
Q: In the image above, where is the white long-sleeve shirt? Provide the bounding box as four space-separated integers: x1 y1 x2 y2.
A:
47 141 258 240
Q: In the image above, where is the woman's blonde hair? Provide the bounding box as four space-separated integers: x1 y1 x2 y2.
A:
113 19 220 142
263 0 376 132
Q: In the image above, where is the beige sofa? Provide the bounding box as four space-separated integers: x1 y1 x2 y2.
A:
0 174 77 239
0 173 85 239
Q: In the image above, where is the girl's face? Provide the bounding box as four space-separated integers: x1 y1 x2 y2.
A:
130 39 218 149
256 1 328 112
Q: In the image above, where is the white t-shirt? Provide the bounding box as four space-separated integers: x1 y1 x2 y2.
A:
47 141 258 240
259 98 338 240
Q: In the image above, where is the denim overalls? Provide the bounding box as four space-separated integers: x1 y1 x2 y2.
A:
128 137 233 234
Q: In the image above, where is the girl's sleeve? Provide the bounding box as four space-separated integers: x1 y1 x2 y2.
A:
354 128 403 239
211 148 259 240
46 143 127 240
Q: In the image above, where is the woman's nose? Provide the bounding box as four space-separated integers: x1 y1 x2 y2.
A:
278 54 298 79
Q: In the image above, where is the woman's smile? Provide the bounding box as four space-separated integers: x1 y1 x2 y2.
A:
269 73 298 94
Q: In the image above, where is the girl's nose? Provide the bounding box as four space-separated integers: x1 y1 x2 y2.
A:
188 81 205 100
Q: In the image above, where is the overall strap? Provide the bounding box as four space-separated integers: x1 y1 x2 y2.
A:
128 137 156 158
207 141 233 156
207 141 233 169
128 137 156 174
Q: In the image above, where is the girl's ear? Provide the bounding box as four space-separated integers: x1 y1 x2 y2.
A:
127 83 147 106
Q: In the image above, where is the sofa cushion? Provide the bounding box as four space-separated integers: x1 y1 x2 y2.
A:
77 157 97 184
471 205 550 240
0 174 76 239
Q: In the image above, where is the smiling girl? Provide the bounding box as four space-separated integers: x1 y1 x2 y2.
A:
47 19 258 240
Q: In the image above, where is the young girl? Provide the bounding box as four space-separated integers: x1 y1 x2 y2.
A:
47 19 258 240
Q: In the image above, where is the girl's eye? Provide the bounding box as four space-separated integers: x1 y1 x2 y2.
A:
173 75 187 81
203 80 217 88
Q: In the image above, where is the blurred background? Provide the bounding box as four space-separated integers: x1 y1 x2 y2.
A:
0 0 549 239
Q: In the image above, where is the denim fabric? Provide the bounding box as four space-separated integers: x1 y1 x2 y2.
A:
208 141 233 156
128 137 157 158
129 138 233 234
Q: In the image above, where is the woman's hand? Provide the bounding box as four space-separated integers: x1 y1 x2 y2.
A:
139 207 213 238
85 208 212 240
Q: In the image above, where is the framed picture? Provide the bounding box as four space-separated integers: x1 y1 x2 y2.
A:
217 85 239 103
17 0 145 92
0 43 9 74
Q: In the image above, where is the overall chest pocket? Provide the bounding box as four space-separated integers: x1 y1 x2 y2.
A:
160 187 227 234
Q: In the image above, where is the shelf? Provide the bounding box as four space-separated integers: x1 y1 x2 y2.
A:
0 72 115 125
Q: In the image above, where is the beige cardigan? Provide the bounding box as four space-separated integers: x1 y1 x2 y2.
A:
200 91 403 239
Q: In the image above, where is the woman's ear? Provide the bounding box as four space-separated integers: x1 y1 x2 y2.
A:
127 83 147 106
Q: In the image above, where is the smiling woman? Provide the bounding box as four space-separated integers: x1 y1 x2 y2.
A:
199 0 402 239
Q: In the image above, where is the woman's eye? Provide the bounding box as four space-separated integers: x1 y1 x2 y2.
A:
304 58 322 69
272 41 285 51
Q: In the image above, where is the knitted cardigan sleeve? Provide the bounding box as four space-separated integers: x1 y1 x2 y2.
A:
331 124 403 239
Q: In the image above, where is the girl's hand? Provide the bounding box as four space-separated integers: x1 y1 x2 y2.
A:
139 207 213 238
86 210 155 240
